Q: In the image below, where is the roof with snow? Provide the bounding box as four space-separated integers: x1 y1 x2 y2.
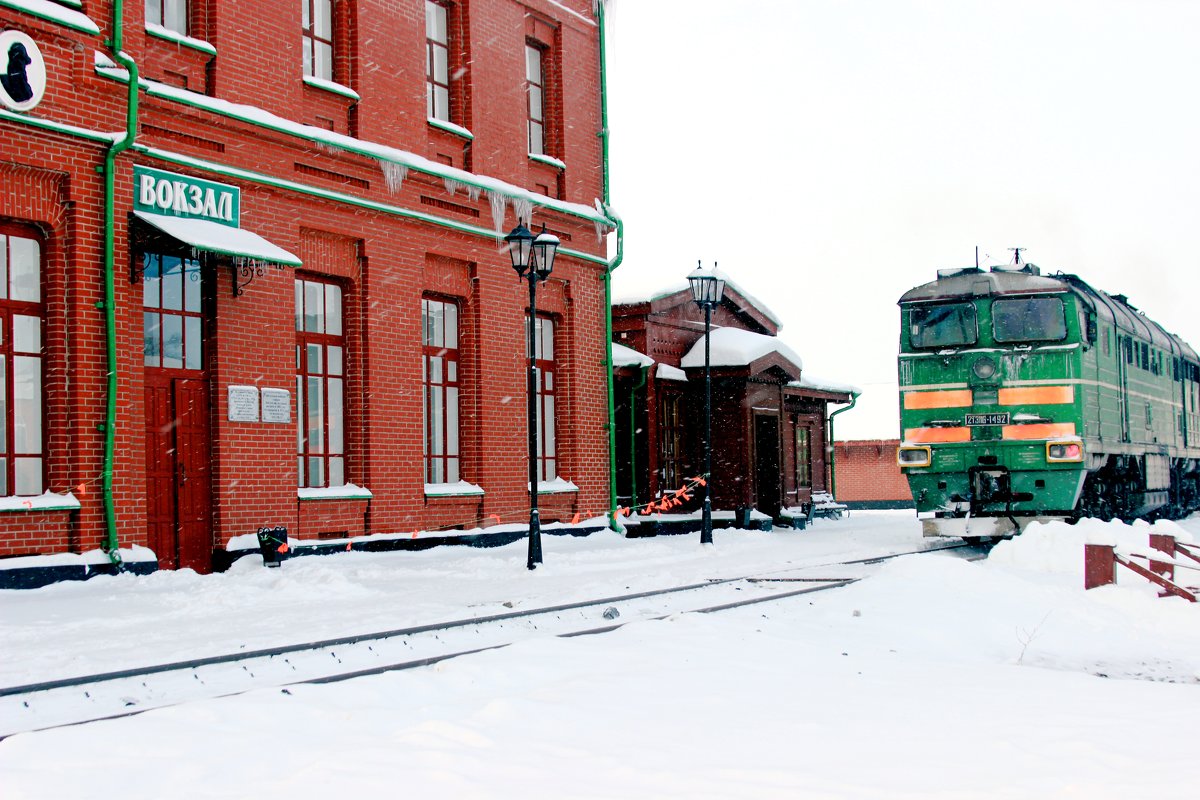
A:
790 375 861 396
680 327 804 377
611 342 654 368
612 268 782 331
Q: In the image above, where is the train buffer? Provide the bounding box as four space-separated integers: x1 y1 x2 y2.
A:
1084 533 1200 602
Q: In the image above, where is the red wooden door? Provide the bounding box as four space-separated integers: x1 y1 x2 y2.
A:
145 379 176 568
144 376 212 572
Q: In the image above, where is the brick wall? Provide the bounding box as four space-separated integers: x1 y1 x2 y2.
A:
833 439 914 507
0 0 610 566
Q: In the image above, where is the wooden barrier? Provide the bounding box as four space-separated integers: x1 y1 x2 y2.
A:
1084 536 1197 602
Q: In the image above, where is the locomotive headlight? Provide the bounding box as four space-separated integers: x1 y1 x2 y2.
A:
1045 440 1084 463
897 446 932 468
972 357 997 380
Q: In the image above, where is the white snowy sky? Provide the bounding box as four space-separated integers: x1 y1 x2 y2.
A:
605 0 1200 439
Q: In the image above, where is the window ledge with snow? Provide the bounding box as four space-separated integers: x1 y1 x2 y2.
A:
0 0 98 34
302 76 360 101
0 491 81 513
427 117 474 141
532 478 579 495
425 481 484 497
297 484 373 501
528 153 566 171
145 23 217 56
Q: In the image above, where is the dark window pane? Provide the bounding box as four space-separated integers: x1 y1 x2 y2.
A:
992 297 1067 344
909 303 978 349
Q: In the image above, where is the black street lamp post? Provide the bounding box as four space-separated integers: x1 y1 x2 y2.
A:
505 221 559 570
687 262 726 545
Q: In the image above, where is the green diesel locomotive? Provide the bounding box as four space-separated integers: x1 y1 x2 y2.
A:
897 261 1200 540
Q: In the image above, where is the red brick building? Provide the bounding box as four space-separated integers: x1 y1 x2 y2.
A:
0 0 615 577
612 279 855 523
833 439 914 509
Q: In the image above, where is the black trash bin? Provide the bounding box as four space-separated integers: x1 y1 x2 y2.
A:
256 526 288 568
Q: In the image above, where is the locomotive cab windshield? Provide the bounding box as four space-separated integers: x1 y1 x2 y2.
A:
992 296 1067 344
909 302 977 349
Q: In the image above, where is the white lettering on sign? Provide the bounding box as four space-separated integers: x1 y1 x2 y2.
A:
138 171 235 223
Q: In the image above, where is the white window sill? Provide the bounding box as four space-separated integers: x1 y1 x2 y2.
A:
531 478 579 495
0 491 81 513
528 152 566 171
303 75 360 101
425 481 485 497
298 483 373 501
145 22 217 56
0 0 98 34
428 117 474 141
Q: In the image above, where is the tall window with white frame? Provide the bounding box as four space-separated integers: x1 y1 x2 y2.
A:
422 296 460 484
146 0 187 34
302 0 334 81
525 42 546 156
528 314 556 481
425 0 452 121
0 225 45 497
296 277 345 488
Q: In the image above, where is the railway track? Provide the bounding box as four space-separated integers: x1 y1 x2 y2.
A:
0 541 980 738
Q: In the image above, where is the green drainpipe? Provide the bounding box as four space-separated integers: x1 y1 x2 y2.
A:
100 0 140 563
597 1 624 531
827 391 859 499
628 364 648 510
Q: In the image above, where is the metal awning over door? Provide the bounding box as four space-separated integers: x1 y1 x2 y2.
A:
132 210 302 267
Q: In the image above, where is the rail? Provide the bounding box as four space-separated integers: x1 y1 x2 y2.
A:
0 541 978 739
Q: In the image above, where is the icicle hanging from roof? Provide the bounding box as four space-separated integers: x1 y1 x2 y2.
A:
512 197 533 226
448 181 482 202
487 190 508 232
380 161 408 195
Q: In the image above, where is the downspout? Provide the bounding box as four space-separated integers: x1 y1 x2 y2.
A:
597 0 624 530
827 391 859 499
101 0 140 563
628 364 648 510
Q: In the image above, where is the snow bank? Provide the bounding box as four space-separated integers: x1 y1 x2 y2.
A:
989 517 1196 587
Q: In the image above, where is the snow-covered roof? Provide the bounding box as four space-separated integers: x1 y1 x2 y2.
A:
656 363 688 382
612 268 782 329
789 375 861 396
680 327 803 371
611 342 654 368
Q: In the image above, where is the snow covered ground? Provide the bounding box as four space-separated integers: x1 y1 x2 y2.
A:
2 511 1199 798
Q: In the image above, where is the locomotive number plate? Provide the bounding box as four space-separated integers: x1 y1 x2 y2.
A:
965 413 1009 426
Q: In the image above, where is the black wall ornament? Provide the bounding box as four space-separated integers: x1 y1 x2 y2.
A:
0 31 46 113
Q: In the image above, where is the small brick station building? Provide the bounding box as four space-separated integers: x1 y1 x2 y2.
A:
611 279 856 527
0 0 616 581
833 439 914 509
